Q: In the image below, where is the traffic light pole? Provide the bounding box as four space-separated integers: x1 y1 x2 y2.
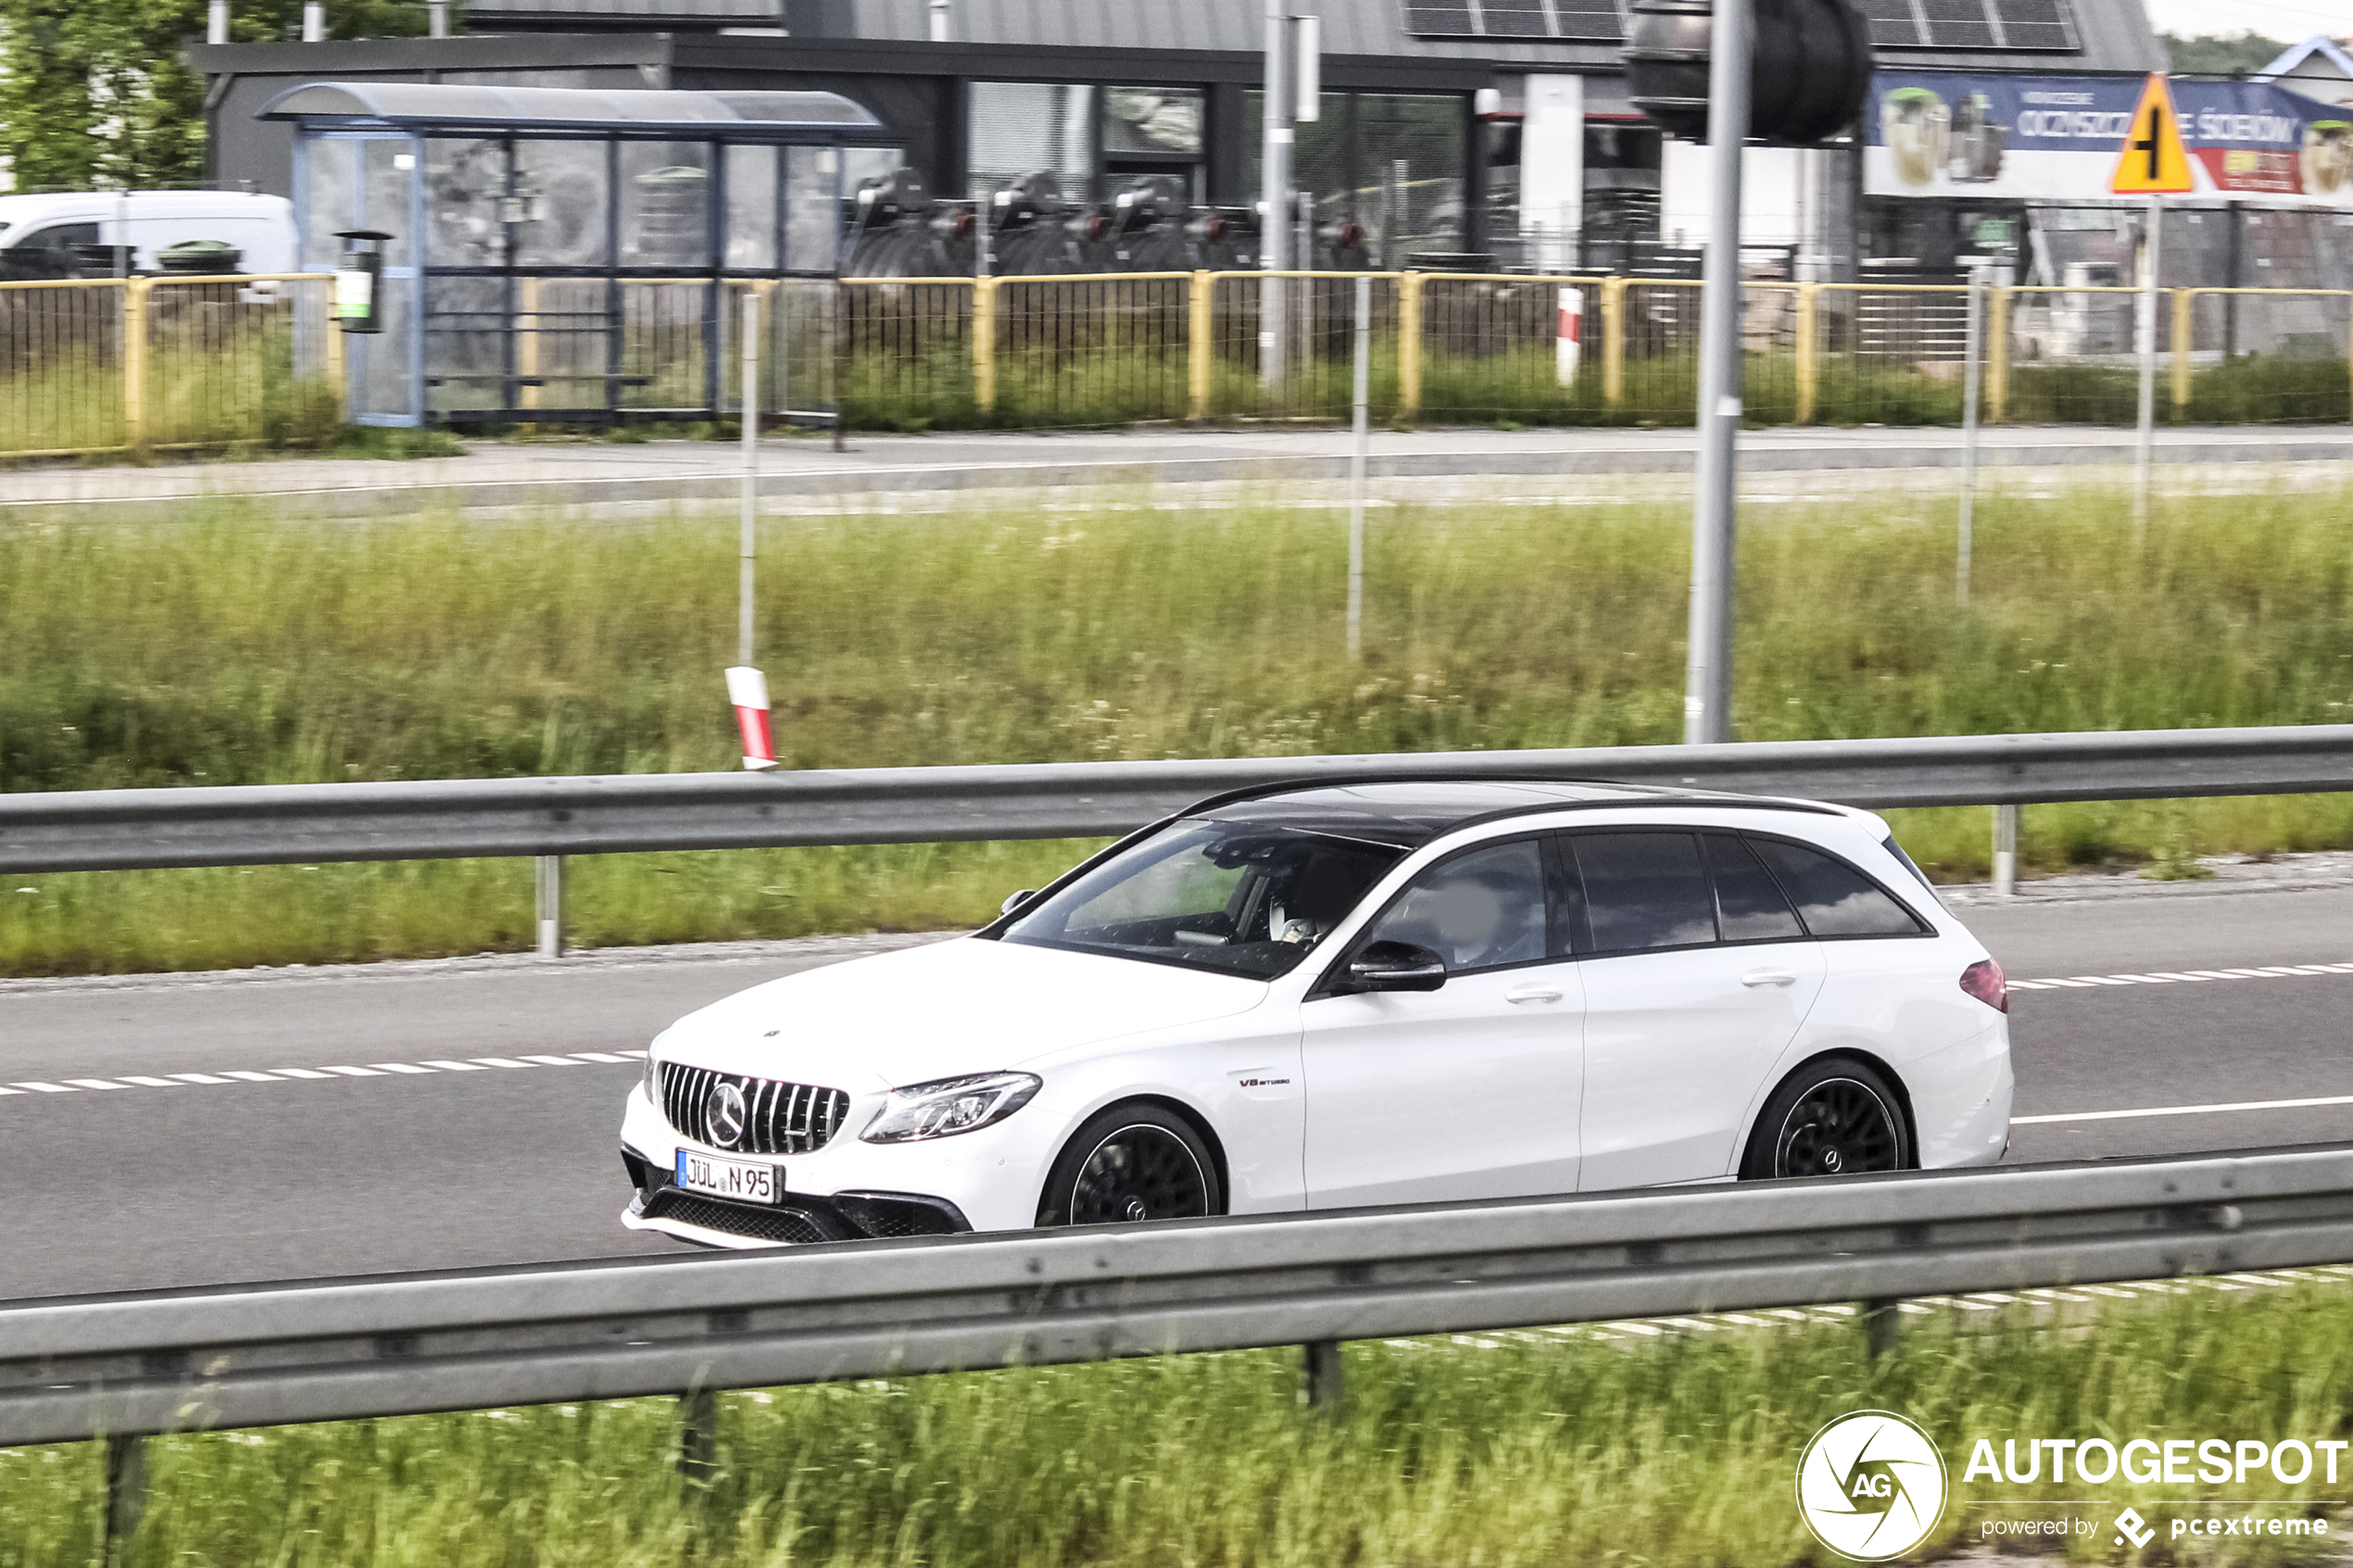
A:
1683 0 1750 746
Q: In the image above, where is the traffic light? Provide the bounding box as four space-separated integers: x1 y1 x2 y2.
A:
1622 0 1873 145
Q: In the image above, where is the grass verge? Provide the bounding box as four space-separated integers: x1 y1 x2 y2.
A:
3 1278 2349 1566
6 477 2353 973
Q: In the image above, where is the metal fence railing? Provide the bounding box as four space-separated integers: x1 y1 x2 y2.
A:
0 273 338 458
8 272 2353 453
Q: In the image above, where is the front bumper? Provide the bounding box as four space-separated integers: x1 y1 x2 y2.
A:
620 1078 1041 1248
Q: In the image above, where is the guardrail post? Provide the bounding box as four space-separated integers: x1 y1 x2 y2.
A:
535 855 565 958
121 278 151 458
104 1433 148 1561
972 276 999 417
1188 270 1213 422
1793 282 1818 425
1601 276 1626 413
1302 1339 1343 1411
1396 271 1425 422
1861 1299 1900 1360
1986 285 2010 425
677 1388 719 1483
2171 289 2194 419
1994 804 2019 897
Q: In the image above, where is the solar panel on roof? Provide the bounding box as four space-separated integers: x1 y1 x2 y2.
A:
1854 0 1926 46
1919 0 1998 47
1989 0 2077 49
1396 0 1625 44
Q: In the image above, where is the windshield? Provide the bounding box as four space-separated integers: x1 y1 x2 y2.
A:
998 818 1409 980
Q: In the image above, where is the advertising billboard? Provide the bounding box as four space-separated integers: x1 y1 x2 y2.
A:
1866 71 2353 206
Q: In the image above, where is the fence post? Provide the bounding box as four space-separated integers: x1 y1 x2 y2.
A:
535 855 564 958
323 282 347 427
1793 281 1818 425
1302 1340 1344 1411
1397 270 1424 421
1189 270 1213 422
1601 275 1626 412
1985 285 2011 425
2171 288 2193 418
677 1388 719 1483
122 278 151 457
972 276 999 416
105 1433 148 1562
1861 1300 1901 1360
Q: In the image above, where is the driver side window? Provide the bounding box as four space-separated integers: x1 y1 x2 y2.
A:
1359 839 1548 974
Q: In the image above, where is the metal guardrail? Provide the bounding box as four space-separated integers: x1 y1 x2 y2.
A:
5 1141 2348 1449
5 723 2353 875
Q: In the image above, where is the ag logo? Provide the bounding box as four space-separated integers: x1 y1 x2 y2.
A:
1795 1411 1948 1561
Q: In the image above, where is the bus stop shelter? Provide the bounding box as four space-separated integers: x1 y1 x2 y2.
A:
263 82 891 426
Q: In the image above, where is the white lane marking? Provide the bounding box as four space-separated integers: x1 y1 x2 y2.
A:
0 1086 22 1097
2011 961 2353 992
320 1065 384 1077
420 1060 492 1073
472 1058 534 1070
0 1052 637 1107
62 1079 130 1090
220 1071 283 1083
2019 1092 2353 1126
517 1055 585 1067
169 1073 231 1085
117 1076 182 1088
11 1083 77 1094
571 1052 635 1063
270 1068 335 1080
370 1063 435 1074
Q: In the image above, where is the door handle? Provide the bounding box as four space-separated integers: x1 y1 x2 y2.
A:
1505 985 1565 1004
1742 968 1798 988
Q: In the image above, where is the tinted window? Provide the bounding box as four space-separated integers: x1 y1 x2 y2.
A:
1705 834 1805 941
1360 839 1548 972
1750 837 1928 937
1572 833 1718 952
1001 818 1405 979
25 222 98 252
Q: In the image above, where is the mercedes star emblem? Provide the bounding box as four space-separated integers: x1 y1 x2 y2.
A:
706 1080 749 1149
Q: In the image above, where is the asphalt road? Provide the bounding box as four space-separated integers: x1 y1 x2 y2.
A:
2 885 2347 1303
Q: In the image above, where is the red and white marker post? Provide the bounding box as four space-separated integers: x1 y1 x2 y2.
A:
1555 286 1583 387
725 665 778 771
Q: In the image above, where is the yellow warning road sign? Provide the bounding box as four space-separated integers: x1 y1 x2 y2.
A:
2110 72 2196 194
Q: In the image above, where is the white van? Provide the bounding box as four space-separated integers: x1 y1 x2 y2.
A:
0 191 296 278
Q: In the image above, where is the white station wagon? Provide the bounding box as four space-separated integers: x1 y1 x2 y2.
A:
620 779 2014 1248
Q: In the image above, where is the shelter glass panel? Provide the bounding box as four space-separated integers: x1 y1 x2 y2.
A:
426 137 510 269
620 141 713 269
361 139 416 268
784 145 840 272
725 144 778 270
303 138 358 268
514 139 610 268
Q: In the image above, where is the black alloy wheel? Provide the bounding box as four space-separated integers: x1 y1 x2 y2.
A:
1038 1103 1222 1227
1740 1057 1912 1180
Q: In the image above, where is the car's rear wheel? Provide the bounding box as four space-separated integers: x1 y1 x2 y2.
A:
1037 1103 1222 1227
1739 1057 1911 1180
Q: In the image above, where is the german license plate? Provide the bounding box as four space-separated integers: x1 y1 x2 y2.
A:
675 1149 784 1204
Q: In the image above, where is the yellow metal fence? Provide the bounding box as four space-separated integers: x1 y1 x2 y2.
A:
9 272 2351 457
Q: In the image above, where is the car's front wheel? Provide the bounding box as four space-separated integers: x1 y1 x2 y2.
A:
1036 1103 1223 1227
1739 1057 1912 1180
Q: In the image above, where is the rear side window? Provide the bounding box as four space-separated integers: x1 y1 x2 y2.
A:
1570 832 1718 953
1749 837 1928 937
1704 834 1805 941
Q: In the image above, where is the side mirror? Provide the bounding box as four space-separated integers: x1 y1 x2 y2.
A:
1346 940 1447 993
1000 889 1038 917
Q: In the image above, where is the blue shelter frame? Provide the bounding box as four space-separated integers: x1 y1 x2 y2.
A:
264 82 891 427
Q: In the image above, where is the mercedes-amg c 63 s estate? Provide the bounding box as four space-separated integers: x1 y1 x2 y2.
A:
619 779 2013 1248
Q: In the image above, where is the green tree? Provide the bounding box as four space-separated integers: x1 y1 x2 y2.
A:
0 0 434 194
2162 31 2291 77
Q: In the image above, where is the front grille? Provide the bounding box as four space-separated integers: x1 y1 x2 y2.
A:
642 1189 834 1245
659 1061 850 1154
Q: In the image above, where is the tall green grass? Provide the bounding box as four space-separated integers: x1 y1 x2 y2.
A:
6 479 2353 973
3 1279 2348 1566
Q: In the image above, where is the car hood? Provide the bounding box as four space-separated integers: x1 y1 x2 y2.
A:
654 936 1273 1090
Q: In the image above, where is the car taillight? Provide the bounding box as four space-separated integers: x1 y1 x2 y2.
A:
1960 958 2007 1013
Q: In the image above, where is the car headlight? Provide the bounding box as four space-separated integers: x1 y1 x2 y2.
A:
861 1072 1041 1144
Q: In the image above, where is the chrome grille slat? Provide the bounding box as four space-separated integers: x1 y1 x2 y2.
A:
656 1063 850 1155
